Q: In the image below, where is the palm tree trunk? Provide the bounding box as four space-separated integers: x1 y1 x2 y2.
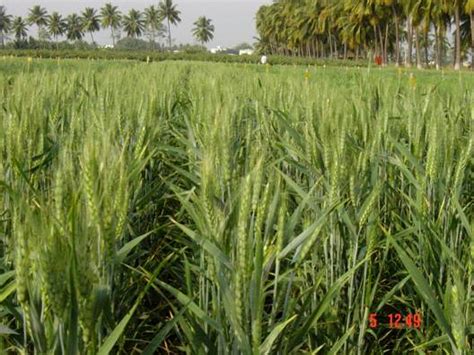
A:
38 25 43 49
435 24 441 70
415 25 422 69
167 19 172 49
0 33 4 48
470 11 474 69
393 5 400 66
328 31 333 59
378 25 384 63
383 24 389 65
111 28 115 46
424 31 429 67
373 24 379 60
440 25 446 67
454 4 461 70
406 16 413 67
90 32 94 44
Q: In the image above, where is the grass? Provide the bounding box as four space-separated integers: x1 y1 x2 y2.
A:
0 58 473 354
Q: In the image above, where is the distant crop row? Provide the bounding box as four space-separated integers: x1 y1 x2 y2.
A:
0 48 392 67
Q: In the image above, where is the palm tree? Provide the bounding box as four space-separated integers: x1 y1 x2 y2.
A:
256 5 273 54
122 9 145 38
410 0 425 69
158 0 181 48
427 0 450 69
338 8 364 59
319 1 339 59
81 8 101 44
342 0 382 62
252 0 467 69
402 1 415 67
12 17 28 43
144 5 164 49
0 6 12 48
66 13 84 42
27 5 48 40
48 12 66 43
386 0 403 66
301 1 324 58
265 2 287 55
192 16 214 47
100 3 122 46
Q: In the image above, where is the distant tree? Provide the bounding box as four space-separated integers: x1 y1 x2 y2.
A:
27 5 48 40
233 42 253 51
176 43 208 53
144 5 165 49
122 9 145 38
115 37 150 50
12 16 28 43
192 16 214 46
66 13 84 41
81 7 101 44
100 3 122 46
0 6 13 48
158 0 181 48
48 12 66 43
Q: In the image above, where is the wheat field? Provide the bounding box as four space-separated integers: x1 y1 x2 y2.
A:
0 58 473 354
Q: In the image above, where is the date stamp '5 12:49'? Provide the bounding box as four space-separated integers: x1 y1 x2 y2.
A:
369 313 422 329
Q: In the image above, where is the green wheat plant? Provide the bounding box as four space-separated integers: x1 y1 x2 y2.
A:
0 58 472 354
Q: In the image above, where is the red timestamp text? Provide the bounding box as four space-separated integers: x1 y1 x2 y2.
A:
369 313 422 329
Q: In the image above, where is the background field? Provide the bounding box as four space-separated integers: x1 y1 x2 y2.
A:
0 58 473 354
0 49 373 67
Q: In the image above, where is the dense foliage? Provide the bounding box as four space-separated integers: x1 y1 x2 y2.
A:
0 1 198 50
0 58 472 354
256 0 474 70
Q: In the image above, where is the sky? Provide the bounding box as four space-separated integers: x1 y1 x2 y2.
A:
1 0 271 48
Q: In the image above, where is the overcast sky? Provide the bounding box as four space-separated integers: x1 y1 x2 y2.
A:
1 0 271 48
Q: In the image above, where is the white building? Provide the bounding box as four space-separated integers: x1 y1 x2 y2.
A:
210 46 226 54
239 49 254 56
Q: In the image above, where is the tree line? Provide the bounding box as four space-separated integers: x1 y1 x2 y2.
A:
256 0 474 70
0 1 215 49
